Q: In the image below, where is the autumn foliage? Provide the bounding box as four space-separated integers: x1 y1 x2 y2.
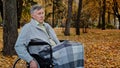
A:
0 28 120 68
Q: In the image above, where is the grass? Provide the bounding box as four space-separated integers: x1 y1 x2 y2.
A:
0 28 120 68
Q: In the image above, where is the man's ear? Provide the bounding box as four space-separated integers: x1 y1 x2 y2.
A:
31 13 34 18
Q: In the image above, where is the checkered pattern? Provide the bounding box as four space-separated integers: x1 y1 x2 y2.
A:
41 40 84 68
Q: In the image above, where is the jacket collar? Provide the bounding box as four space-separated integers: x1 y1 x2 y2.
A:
29 19 50 43
30 18 47 30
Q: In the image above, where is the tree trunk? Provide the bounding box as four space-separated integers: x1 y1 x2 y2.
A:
75 0 82 35
0 0 3 19
97 10 102 28
64 0 73 36
118 15 120 29
113 0 120 29
97 0 102 28
113 13 116 26
3 0 18 56
52 0 55 28
102 0 106 30
108 10 110 24
17 0 23 28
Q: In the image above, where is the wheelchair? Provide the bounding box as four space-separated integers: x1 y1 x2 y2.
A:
13 40 84 68
13 41 54 68
13 40 65 68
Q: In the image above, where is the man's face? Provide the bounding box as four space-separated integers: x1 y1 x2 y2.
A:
31 8 45 23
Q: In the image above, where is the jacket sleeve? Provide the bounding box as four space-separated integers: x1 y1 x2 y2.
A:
14 24 33 63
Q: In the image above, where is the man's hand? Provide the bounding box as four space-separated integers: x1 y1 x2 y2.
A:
30 60 38 68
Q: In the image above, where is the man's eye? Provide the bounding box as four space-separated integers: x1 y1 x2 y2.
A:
38 13 41 15
42 12 44 14
38 12 44 15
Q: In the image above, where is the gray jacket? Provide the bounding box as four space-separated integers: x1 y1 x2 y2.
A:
15 19 60 63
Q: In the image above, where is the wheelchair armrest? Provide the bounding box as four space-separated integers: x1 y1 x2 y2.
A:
28 41 50 46
59 40 65 42
28 41 53 64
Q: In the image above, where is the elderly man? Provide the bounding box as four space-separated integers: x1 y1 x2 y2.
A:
15 4 84 68
15 4 60 68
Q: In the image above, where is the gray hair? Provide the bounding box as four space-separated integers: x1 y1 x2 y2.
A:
30 4 44 14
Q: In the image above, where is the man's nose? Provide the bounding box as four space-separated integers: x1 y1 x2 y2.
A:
40 14 44 16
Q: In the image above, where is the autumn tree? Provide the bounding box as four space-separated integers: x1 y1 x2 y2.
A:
17 0 23 28
102 0 106 30
97 0 102 28
113 0 120 29
64 0 73 36
52 0 55 27
17 0 37 27
75 0 83 35
80 0 97 32
3 0 18 55
107 1 111 24
0 0 3 19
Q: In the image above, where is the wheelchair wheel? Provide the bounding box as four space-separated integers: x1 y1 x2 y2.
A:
13 58 29 68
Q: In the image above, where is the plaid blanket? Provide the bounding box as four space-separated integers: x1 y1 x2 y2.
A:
41 40 84 68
